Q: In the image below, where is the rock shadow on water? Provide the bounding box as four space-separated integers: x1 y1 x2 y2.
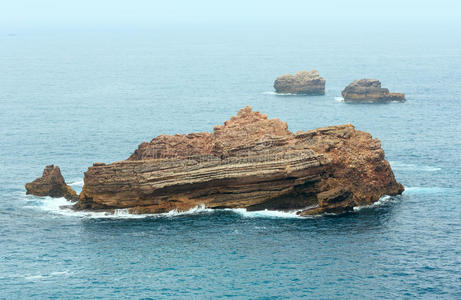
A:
75 195 404 240
304 194 404 234
343 99 408 105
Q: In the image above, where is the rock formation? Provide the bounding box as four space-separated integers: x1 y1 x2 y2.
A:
74 106 403 215
342 79 405 102
274 70 325 95
25 165 78 201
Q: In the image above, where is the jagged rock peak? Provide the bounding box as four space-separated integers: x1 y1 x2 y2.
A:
25 165 78 201
128 106 292 161
214 106 291 139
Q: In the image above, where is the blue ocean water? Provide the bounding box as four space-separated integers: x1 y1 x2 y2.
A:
1 22 461 298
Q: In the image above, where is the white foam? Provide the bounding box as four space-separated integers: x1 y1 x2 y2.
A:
24 270 71 281
163 204 214 217
24 195 145 219
225 208 304 219
24 275 43 281
24 195 70 212
334 96 344 102
23 193 312 219
25 193 406 219
68 179 84 187
23 195 216 219
50 271 71 276
353 195 395 211
389 161 441 172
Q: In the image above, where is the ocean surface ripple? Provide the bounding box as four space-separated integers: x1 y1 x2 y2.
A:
1 25 460 298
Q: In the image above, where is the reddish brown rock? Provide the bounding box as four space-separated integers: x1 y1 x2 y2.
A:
128 133 213 161
342 79 405 102
25 165 78 201
75 106 403 215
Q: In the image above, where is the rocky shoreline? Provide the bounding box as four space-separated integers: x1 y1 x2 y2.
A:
26 106 404 216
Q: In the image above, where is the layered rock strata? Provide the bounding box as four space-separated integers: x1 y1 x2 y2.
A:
75 106 403 215
342 79 405 102
274 70 325 95
25 165 78 201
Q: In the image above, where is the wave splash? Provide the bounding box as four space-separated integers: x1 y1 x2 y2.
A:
224 208 304 219
23 194 309 219
68 180 84 187
23 193 407 219
23 195 217 219
353 195 397 211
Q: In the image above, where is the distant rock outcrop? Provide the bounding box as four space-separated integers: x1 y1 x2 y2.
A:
342 79 405 102
25 165 78 201
73 106 403 215
274 70 325 95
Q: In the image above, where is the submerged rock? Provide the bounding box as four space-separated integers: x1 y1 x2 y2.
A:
25 165 78 201
274 70 325 95
342 79 405 102
74 106 403 215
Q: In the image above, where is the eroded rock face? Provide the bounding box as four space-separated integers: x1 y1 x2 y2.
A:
25 165 78 201
342 79 405 102
75 106 403 215
274 70 325 95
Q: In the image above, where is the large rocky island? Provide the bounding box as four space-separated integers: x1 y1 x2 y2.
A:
342 79 405 102
274 70 325 95
26 106 403 216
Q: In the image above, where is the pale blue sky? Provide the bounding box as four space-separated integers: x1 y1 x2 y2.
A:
1 0 460 29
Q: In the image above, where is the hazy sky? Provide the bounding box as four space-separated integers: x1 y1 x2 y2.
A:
1 0 460 29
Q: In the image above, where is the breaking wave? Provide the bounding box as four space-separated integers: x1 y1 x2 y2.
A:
23 193 408 220
224 208 304 219
23 195 216 219
353 195 397 211
334 97 344 102
389 161 441 172
68 179 84 187
24 196 144 219
22 193 313 219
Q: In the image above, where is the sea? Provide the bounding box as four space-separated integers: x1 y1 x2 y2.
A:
1 21 460 298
